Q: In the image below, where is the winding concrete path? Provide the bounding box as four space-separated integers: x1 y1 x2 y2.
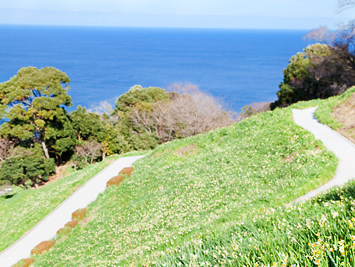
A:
0 155 145 267
292 107 355 203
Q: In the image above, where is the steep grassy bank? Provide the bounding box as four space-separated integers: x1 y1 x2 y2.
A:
32 105 336 266
155 179 355 266
315 86 355 143
289 86 355 134
150 87 355 267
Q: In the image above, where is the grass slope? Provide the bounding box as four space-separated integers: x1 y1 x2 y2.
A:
149 87 355 267
154 179 355 267
32 105 336 266
0 155 120 252
316 86 355 143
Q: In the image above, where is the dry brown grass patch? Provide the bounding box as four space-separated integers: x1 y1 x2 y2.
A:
31 240 55 255
153 148 172 158
332 93 355 143
174 144 198 157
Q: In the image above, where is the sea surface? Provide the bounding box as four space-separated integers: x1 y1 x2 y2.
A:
0 25 312 112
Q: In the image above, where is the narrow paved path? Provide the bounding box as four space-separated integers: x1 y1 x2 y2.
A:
292 107 355 203
0 155 145 267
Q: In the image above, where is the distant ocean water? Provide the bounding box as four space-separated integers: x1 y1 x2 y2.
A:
0 25 312 112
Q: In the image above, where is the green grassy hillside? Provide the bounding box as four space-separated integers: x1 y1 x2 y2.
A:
31 104 337 266
150 87 355 267
154 179 355 266
0 155 122 252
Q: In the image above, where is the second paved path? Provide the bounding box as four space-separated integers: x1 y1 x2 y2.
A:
292 107 355 203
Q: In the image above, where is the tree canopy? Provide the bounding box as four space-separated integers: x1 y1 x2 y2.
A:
0 71 235 186
0 67 73 159
113 85 170 115
271 41 355 109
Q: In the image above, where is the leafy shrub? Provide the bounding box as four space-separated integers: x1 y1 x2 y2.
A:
113 85 170 114
271 43 355 109
0 147 55 186
31 240 56 255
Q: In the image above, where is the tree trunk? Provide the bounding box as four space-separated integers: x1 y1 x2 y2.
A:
41 141 50 159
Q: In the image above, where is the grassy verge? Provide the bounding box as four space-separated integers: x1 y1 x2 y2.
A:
154 178 355 267
32 104 337 266
0 154 122 252
314 86 355 130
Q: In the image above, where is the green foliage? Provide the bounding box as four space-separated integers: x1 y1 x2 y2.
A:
128 132 159 150
0 146 55 186
45 116 76 158
113 85 170 114
69 106 104 141
100 124 131 156
70 154 88 170
0 67 73 159
113 85 171 151
273 52 311 108
32 103 336 266
271 43 352 109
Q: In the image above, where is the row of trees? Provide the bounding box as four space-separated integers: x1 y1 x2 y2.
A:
116 84 235 146
271 19 355 109
0 68 235 187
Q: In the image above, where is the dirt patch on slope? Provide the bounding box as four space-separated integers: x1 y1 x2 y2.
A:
174 144 198 157
332 93 355 143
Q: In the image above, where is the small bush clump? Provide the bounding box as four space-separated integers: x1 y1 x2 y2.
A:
31 240 55 255
72 208 87 221
119 167 134 176
106 175 125 187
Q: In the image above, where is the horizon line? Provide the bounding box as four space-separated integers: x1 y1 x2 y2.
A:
0 23 313 31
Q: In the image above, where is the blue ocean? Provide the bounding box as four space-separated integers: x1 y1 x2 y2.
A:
0 25 312 111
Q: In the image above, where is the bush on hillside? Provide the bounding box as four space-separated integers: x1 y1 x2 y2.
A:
113 85 170 115
271 43 354 109
0 146 55 186
240 101 270 119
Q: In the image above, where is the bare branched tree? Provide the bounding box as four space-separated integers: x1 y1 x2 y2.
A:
304 21 355 97
168 83 235 136
75 140 102 165
338 0 355 12
130 83 235 143
0 137 14 163
129 101 174 142
240 102 270 119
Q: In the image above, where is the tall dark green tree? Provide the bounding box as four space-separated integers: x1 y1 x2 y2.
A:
271 43 354 109
0 67 73 159
70 106 105 141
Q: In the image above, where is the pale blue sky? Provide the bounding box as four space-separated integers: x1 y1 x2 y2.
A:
0 0 353 29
